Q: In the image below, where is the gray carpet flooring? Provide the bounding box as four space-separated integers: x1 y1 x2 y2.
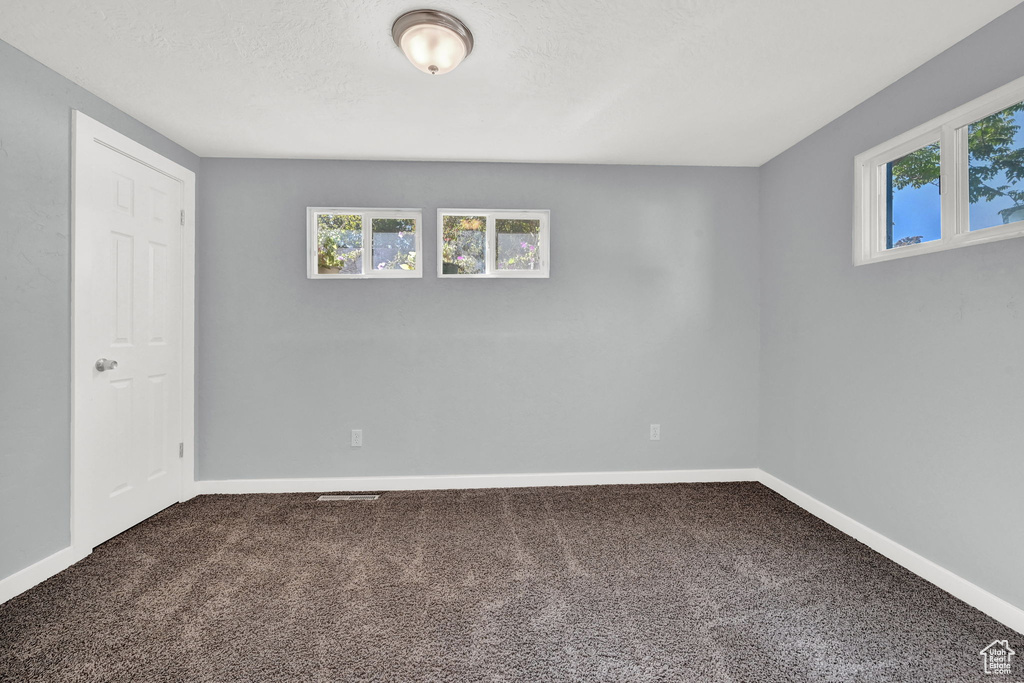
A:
0 483 1016 682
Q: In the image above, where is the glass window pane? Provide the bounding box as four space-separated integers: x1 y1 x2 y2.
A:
317 214 362 274
441 215 486 274
886 142 941 249
495 219 541 271
968 101 1024 231
372 217 417 271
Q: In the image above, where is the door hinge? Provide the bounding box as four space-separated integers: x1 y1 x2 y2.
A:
180 210 185 226
178 442 184 458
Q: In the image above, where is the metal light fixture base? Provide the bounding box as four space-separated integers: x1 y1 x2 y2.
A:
391 10 474 55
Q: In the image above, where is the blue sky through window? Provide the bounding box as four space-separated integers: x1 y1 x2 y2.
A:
890 180 941 246
888 140 941 248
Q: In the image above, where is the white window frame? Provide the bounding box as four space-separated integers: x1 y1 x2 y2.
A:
854 74 1024 266
437 209 550 278
307 207 423 279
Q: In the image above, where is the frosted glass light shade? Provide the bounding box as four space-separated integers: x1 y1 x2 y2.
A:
400 24 466 75
392 10 474 76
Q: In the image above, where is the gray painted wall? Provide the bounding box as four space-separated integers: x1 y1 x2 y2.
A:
0 39 199 579
197 160 761 480
759 5 1024 609
7 2 1020 620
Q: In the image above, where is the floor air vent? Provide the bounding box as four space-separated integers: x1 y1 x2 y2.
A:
317 494 381 501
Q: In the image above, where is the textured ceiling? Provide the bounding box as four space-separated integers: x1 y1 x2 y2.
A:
1 0 1021 165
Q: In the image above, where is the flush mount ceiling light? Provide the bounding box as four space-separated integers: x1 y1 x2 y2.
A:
392 9 474 76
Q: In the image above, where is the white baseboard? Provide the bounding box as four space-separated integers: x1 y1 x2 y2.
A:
758 470 1024 636
196 468 761 495
0 546 88 605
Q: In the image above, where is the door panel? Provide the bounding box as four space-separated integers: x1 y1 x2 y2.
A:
75 129 184 548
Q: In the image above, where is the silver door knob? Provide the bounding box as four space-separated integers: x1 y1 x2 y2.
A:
95 358 118 372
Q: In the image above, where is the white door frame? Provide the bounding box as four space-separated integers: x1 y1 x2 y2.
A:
70 111 196 560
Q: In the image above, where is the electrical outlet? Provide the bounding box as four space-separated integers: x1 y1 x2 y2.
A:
351 429 362 447
650 424 661 441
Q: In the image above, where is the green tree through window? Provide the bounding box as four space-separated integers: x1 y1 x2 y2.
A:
892 102 1024 225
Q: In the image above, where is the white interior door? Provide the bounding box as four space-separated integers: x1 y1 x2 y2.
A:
73 112 195 551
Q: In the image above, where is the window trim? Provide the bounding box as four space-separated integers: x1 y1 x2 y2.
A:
854 74 1024 266
307 207 423 279
436 209 550 278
